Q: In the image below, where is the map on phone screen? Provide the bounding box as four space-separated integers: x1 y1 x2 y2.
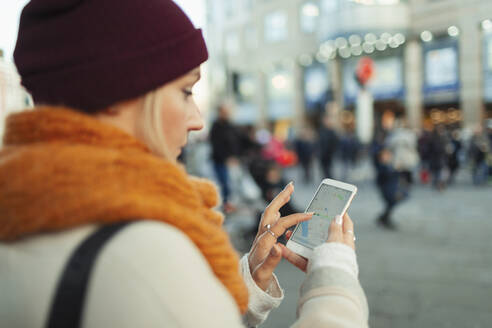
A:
291 184 353 249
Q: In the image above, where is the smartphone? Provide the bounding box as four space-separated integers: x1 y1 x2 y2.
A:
286 178 357 259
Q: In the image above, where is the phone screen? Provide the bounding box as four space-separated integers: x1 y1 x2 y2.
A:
290 183 353 249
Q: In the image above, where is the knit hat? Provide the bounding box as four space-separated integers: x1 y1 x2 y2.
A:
14 0 208 112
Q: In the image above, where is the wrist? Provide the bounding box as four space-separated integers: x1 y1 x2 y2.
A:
241 254 284 299
308 242 359 278
246 253 278 293
240 254 284 327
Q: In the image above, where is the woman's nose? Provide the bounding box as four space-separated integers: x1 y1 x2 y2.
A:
188 102 204 131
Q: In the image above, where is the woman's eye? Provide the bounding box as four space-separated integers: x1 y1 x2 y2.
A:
183 89 193 98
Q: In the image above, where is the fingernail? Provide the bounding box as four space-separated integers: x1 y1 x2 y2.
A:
285 230 292 240
306 211 315 216
335 215 342 225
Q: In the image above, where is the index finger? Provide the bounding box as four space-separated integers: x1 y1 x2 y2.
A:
252 212 313 266
262 182 294 222
270 212 314 237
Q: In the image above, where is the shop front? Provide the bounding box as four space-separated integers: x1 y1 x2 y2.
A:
422 36 461 127
342 53 405 137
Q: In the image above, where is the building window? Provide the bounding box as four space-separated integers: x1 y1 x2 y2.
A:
243 0 254 11
321 0 339 13
425 47 458 88
234 73 260 124
245 25 258 49
264 11 288 42
267 66 294 119
224 2 235 17
300 2 320 34
225 32 240 56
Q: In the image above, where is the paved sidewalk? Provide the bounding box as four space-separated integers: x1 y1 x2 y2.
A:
226 167 492 328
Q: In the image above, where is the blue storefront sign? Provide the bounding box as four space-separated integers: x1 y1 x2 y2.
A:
422 37 460 104
303 63 331 112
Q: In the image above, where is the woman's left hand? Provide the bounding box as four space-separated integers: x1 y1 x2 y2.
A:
248 182 313 291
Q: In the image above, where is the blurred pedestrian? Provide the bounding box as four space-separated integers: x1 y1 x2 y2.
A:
318 114 339 179
236 125 262 162
375 148 408 230
417 127 433 184
248 159 299 238
386 119 419 185
261 134 298 168
469 127 490 186
294 126 316 183
0 1 369 327
486 119 492 177
210 104 239 213
340 128 360 182
228 125 262 205
370 129 387 169
446 129 462 185
428 125 448 190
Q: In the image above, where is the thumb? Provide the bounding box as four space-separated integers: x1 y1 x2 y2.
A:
252 244 282 291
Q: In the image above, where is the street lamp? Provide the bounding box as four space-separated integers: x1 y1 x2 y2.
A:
481 19 492 31
448 26 459 37
420 30 433 42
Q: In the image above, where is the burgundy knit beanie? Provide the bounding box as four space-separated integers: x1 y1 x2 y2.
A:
14 0 208 112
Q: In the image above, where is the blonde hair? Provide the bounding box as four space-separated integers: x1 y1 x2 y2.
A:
138 88 172 160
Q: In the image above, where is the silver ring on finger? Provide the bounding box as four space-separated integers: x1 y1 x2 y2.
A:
264 224 279 239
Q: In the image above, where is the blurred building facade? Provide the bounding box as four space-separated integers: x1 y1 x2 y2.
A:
206 0 320 133
0 50 31 140
205 0 492 135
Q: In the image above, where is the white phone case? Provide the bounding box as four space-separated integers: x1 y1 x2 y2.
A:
286 178 357 259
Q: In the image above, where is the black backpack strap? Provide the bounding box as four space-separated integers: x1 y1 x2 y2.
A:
46 221 134 328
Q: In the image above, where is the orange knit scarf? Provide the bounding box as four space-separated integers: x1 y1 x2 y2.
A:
0 107 249 313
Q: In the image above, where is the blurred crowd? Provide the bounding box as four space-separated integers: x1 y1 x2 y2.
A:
369 118 492 228
183 104 492 232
